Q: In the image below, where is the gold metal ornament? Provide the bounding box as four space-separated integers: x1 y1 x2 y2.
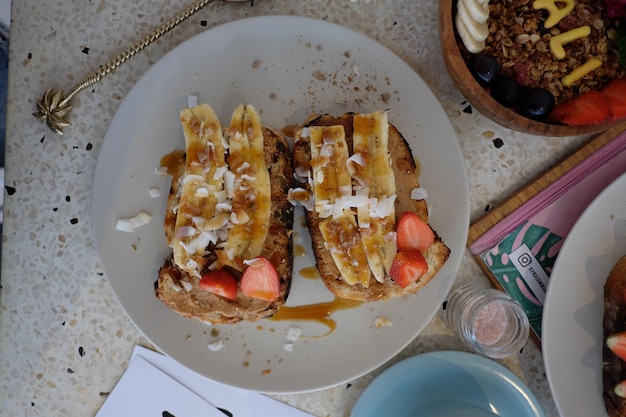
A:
33 0 247 135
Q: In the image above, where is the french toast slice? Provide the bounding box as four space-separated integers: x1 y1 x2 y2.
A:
603 256 626 417
155 106 294 324
293 112 450 301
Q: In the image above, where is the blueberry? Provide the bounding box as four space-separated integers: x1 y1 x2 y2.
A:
519 88 555 121
490 76 522 108
469 54 501 86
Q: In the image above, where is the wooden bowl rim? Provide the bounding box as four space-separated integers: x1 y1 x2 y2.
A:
438 0 623 137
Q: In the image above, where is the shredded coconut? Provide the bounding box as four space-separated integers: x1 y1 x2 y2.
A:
286 326 302 342
208 339 224 351
375 317 393 329
115 211 152 233
410 187 428 200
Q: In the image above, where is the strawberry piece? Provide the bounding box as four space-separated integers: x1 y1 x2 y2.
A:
607 331 626 362
601 78 626 121
548 90 611 126
396 211 435 252
389 250 428 288
604 0 626 19
199 269 238 300
240 256 280 301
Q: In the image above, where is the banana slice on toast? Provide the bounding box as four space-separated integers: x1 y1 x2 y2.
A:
172 104 227 277
310 124 370 286
215 104 272 271
351 111 398 283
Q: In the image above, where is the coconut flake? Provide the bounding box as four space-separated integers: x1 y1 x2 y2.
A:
410 187 428 200
294 165 310 183
181 279 194 292
224 170 236 197
115 211 152 232
213 165 227 180
230 209 250 225
185 259 198 273
371 195 396 219
317 201 333 219
195 187 209 198
320 142 333 159
348 152 366 167
243 257 261 266
205 213 230 231
183 174 205 185
180 232 212 255
313 169 325 185
154 166 169 176
208 339 224 352
225 247 236 260
286 326 302 341
215 202 232 212
175 226 197 238
287 188 314 211
192 216 206 229
188 95 198 108
375 316 393 329
214 190 227 203
236 162 250 174
149 188 161 198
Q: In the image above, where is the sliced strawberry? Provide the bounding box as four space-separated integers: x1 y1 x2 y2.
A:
548 90 611 126
607 331 626 362
240 256 280 301
601 78 626 121
389 250 428 288
199 269 238 300
396 211 435 252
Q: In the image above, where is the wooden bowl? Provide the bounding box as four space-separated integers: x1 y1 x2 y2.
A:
438 0 622 137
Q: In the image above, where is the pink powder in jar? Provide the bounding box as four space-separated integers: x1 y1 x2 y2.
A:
472 300 507 346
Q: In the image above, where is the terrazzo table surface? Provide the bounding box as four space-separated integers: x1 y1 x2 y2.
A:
0 0 594 415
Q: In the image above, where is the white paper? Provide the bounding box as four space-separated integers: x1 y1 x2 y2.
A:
131 345 316 417
96 355 225 417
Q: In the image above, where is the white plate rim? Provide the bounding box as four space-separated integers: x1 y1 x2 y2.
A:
542 171 626 416
91 15 470 393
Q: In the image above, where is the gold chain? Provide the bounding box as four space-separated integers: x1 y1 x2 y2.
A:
33 0 233 135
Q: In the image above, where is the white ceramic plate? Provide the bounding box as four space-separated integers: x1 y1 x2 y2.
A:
351 351 545 417
543 172 626 416
92 15 469 393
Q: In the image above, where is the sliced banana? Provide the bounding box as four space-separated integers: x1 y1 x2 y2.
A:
455 13 486 54
216 104 271 271
310 125 370 286
457 0 489 41
455 0 490 54
351 111 397 283
463 0 489 23
173 104 227 277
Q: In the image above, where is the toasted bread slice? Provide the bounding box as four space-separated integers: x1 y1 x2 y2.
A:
604 256 626 416
293 113 450 301
155 120 294 324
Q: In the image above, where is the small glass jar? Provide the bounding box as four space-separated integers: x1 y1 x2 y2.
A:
446 283 530 358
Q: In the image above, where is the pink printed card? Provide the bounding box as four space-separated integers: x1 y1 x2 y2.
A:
467 125 626 341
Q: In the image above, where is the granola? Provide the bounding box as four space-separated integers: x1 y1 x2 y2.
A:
462 0 626 104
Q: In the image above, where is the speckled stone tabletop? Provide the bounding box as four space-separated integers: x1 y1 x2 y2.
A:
0 0 594 416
